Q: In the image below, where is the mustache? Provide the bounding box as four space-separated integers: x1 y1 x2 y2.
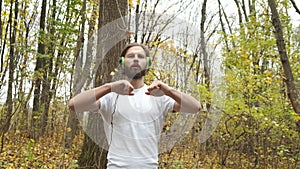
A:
130 64 141 68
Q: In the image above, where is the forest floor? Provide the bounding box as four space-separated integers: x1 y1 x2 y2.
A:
0 130 299 169
0 131 82 168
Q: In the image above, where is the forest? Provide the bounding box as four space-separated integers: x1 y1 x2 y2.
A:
0 0 300 168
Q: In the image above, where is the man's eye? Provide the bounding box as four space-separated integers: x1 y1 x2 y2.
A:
138 54 145 58
127 55 134 58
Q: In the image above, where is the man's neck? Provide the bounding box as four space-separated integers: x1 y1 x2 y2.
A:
127 77 144 89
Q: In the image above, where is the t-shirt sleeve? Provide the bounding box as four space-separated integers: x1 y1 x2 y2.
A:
161 96 175 115
99 93 114 120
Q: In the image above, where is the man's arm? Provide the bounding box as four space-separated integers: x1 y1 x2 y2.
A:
146 80 201 113
166 88 201 113
68 83 111 112
68 80 134 112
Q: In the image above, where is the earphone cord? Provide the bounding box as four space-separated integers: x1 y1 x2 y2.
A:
109 94 119 148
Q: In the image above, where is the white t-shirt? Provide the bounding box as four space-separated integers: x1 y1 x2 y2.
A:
100 84 175 169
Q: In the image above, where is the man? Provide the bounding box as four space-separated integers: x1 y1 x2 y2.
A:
68 43 200 168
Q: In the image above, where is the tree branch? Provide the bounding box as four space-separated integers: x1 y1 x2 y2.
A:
290 0 300 15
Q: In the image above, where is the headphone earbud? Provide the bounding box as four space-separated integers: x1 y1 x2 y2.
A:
146 57 152 68
119 56 125 68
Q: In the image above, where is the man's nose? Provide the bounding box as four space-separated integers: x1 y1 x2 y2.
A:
133 54 139 61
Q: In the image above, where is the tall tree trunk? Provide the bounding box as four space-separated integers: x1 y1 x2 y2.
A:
217 0 233 53
0 0 18 154
31 0 47 139
4 0 18 133
39 0 57 137
200 0 210 90
0 1 9 91
233 0 243 24
0 0 3 49
65 0 88 148
78 0 127 168
268 0 300 129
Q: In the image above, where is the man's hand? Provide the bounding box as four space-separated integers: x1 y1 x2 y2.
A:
110 80 134 95
145 80 171 96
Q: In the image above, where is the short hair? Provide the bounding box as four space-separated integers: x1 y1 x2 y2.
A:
120 43 150 58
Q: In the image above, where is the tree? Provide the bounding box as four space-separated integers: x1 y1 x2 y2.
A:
1 0 19 153
78 0 127 168
218 0 300 167
65 0 89 148
268 0 300 129
290 0 300 15
3 0 18 134
30 0 47 139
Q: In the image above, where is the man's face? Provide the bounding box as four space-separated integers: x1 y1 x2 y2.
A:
124 46 147 79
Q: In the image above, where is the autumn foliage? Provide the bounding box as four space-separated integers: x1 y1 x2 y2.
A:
1 0 300 168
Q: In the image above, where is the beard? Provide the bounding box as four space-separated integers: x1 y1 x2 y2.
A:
124 65 147 79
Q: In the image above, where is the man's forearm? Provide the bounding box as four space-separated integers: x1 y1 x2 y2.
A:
68 83 111 112
166 88 201 113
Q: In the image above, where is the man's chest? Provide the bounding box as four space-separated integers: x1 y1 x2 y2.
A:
114 94 163 124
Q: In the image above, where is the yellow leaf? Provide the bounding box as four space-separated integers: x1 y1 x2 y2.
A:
241 53 248 58
128 0 133 8
179 48 184 54
265 77 272 84
294 115 300 122
67 127 72 132
165 126 170 131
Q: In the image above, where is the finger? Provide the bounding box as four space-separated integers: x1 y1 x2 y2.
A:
128 89 134 95
127 85 134 95
147 85 159 91
145 89 164 96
